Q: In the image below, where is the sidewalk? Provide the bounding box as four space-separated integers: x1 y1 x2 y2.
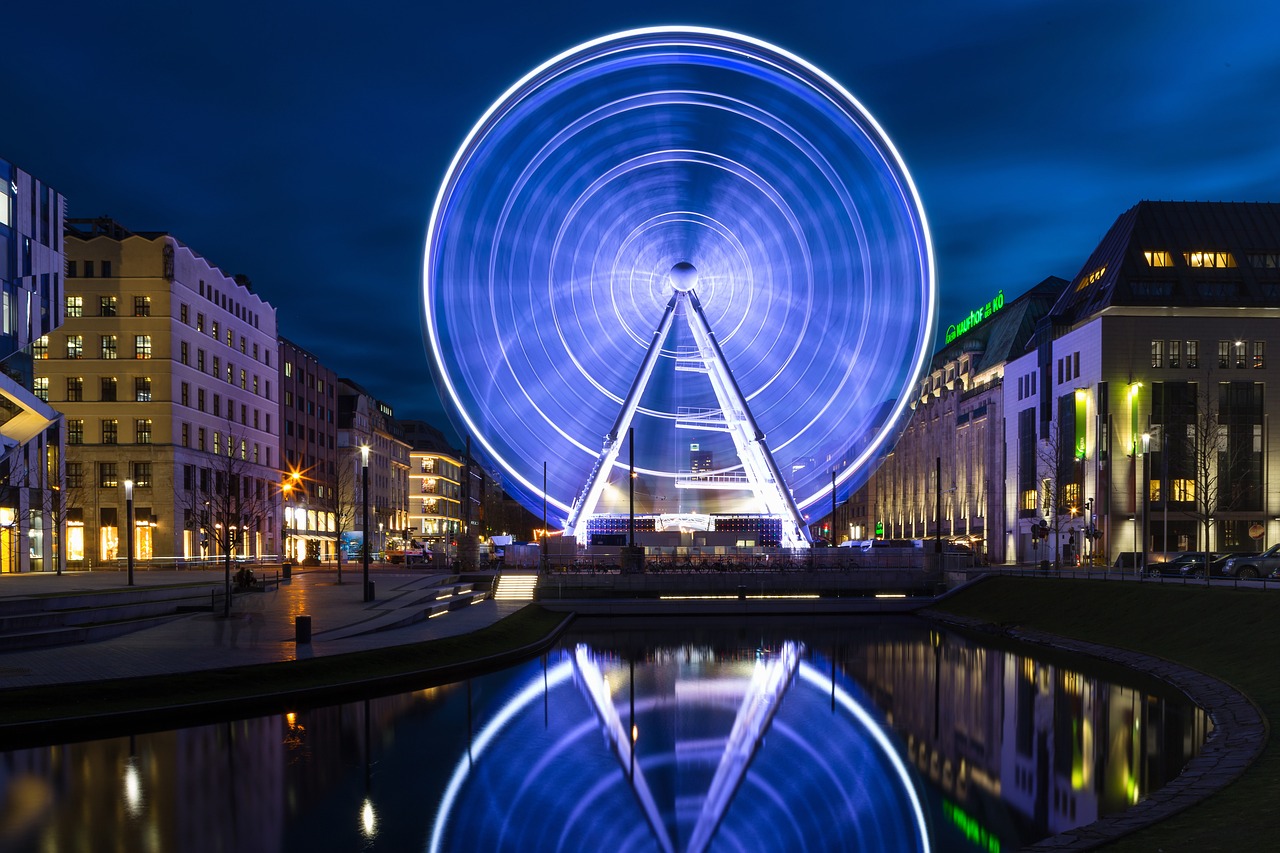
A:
0 567 526 689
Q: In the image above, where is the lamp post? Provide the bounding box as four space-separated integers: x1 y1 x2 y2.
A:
1141 431 1151 577
282 481 293 564
361 444 371 601
124 479 135 586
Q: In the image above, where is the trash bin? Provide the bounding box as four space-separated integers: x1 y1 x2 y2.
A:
295 614 312 644
1040 560 1051 572
282 562 292 580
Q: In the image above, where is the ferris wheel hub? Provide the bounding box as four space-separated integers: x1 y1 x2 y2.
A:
669 261 699 293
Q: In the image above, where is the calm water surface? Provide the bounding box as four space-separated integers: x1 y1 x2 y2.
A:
0 616 1209 852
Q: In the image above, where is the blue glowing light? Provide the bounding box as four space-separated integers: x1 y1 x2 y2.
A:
424 27 936 523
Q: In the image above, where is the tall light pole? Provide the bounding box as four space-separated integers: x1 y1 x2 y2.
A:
361 444 371 601
282 481 293 565
124 479 135 586
1141 431 1151 576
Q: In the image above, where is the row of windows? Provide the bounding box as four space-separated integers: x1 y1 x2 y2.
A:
51 375 153 403
178 383 272 432
64 418 152 445
44 334 151 359
182 303 269 366
282 361 333 396
1150 339 1263 369
1143 251 1241 269
1016 370 1038 401
283 420 335 449
64 294 150 317
66 261 117 279
178 341 269 399
1058 351 1080 385
197 278 262 331
282 390 334 422
66 461 153 489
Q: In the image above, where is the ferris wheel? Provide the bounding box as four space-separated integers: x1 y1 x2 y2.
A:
423 27 936 544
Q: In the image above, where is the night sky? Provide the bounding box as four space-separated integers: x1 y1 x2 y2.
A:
4 0 1278 440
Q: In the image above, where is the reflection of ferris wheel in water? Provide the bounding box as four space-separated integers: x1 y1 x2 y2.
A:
423 27 936 546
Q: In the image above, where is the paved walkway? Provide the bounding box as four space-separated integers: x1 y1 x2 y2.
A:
0 567 525 689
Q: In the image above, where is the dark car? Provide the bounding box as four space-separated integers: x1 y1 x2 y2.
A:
1177 551 1259 579
1147 552 1210 577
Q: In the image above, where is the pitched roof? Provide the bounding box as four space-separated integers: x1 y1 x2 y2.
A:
1050 201 1280 323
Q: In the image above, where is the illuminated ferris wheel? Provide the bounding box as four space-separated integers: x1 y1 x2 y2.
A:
423 27 936 546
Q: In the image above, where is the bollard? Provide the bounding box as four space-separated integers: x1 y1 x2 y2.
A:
295 614 312 644
282 562 292 580
366 581 375 601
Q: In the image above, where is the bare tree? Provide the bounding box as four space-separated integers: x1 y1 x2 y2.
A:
1036 416 1084 570
184 424 275 616
311 446 360 584
1177 379 1257 580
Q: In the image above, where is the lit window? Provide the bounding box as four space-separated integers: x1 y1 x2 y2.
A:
100 462 118 488
197 313 205 332
1254 340 1265 369
1021 489 1036 511
32 335 48 359
1075 265 1106 291
1150 340 1164 368
34 377 48 401
101 335 117 359
132 461 152 487
1169 340 1181 369
136 419 152 444
66 335 83 359
99 295 117 316
1171 479 1195 501
68 419 83 444
102 419 118 444
134 295 151 316
135 376 152 402
1187 340 1199 368
1184 251 1237 268
134 335 151 359
65 295 82 317
67 377 83 401
1218 340 1231 368
1143 251 1174 267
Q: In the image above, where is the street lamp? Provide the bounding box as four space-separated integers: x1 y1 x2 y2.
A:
282 480 293 564
1141 431 1151 576
124 479 134 586
361 444 371 601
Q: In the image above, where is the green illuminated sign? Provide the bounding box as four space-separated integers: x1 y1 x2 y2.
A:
945 290 1005 344
942 799 1000 853
874 521 884 537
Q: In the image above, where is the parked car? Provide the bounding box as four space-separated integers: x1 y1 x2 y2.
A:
1221 545 1280 579
1113 552 1146 572
1169 551 1246 579
1147 552 1209 577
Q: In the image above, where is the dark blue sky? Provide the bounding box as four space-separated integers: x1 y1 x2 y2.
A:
4 0 1277 433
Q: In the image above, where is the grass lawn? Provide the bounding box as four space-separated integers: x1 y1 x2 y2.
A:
0 604 568 747
930 576 1280 851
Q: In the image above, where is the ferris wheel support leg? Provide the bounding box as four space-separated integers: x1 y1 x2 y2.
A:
686 291 812 547
566 294 680 543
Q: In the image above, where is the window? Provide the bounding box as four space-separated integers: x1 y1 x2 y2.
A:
213 432 221 455
226 361 233 383
68 419 83 444
212 321 218 341
198 427 206 451
65 295 82 317
83 261 94 278
181 382 189 406
1171 478 1195 501
253 376 259 395
66 335 83 359
180 341 188 365
213 356 220 378
1247 253 1280 269
1020 490 1036 511
1235 340 1246 369
101 334 117 359
240 368 246 389
1169 340 1181 368
213 394 221 417
135 419 152 444
226 328 232 347
197 349 205 371
132 462 152 487
1219 340 1231 369
252 342 259 360
133 295 151 316
181 423 190 448
1254 341 1265 369
1151 340 1164 368
240 336 246 354
99 295 117 316
101 260 112 277
197 313 205 333
1184 251 1237 268
180 303 188 324
101 377 117 402
66 261 77 278
198 388 206 412
285 361 292 378
100 462 118 488
34 377 48 401
134 335 151 358
135 376 151 402
67 462 83 489
32 335 48 359
1187 340 1199 369
1143 251 1174 267
101 419 118 444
